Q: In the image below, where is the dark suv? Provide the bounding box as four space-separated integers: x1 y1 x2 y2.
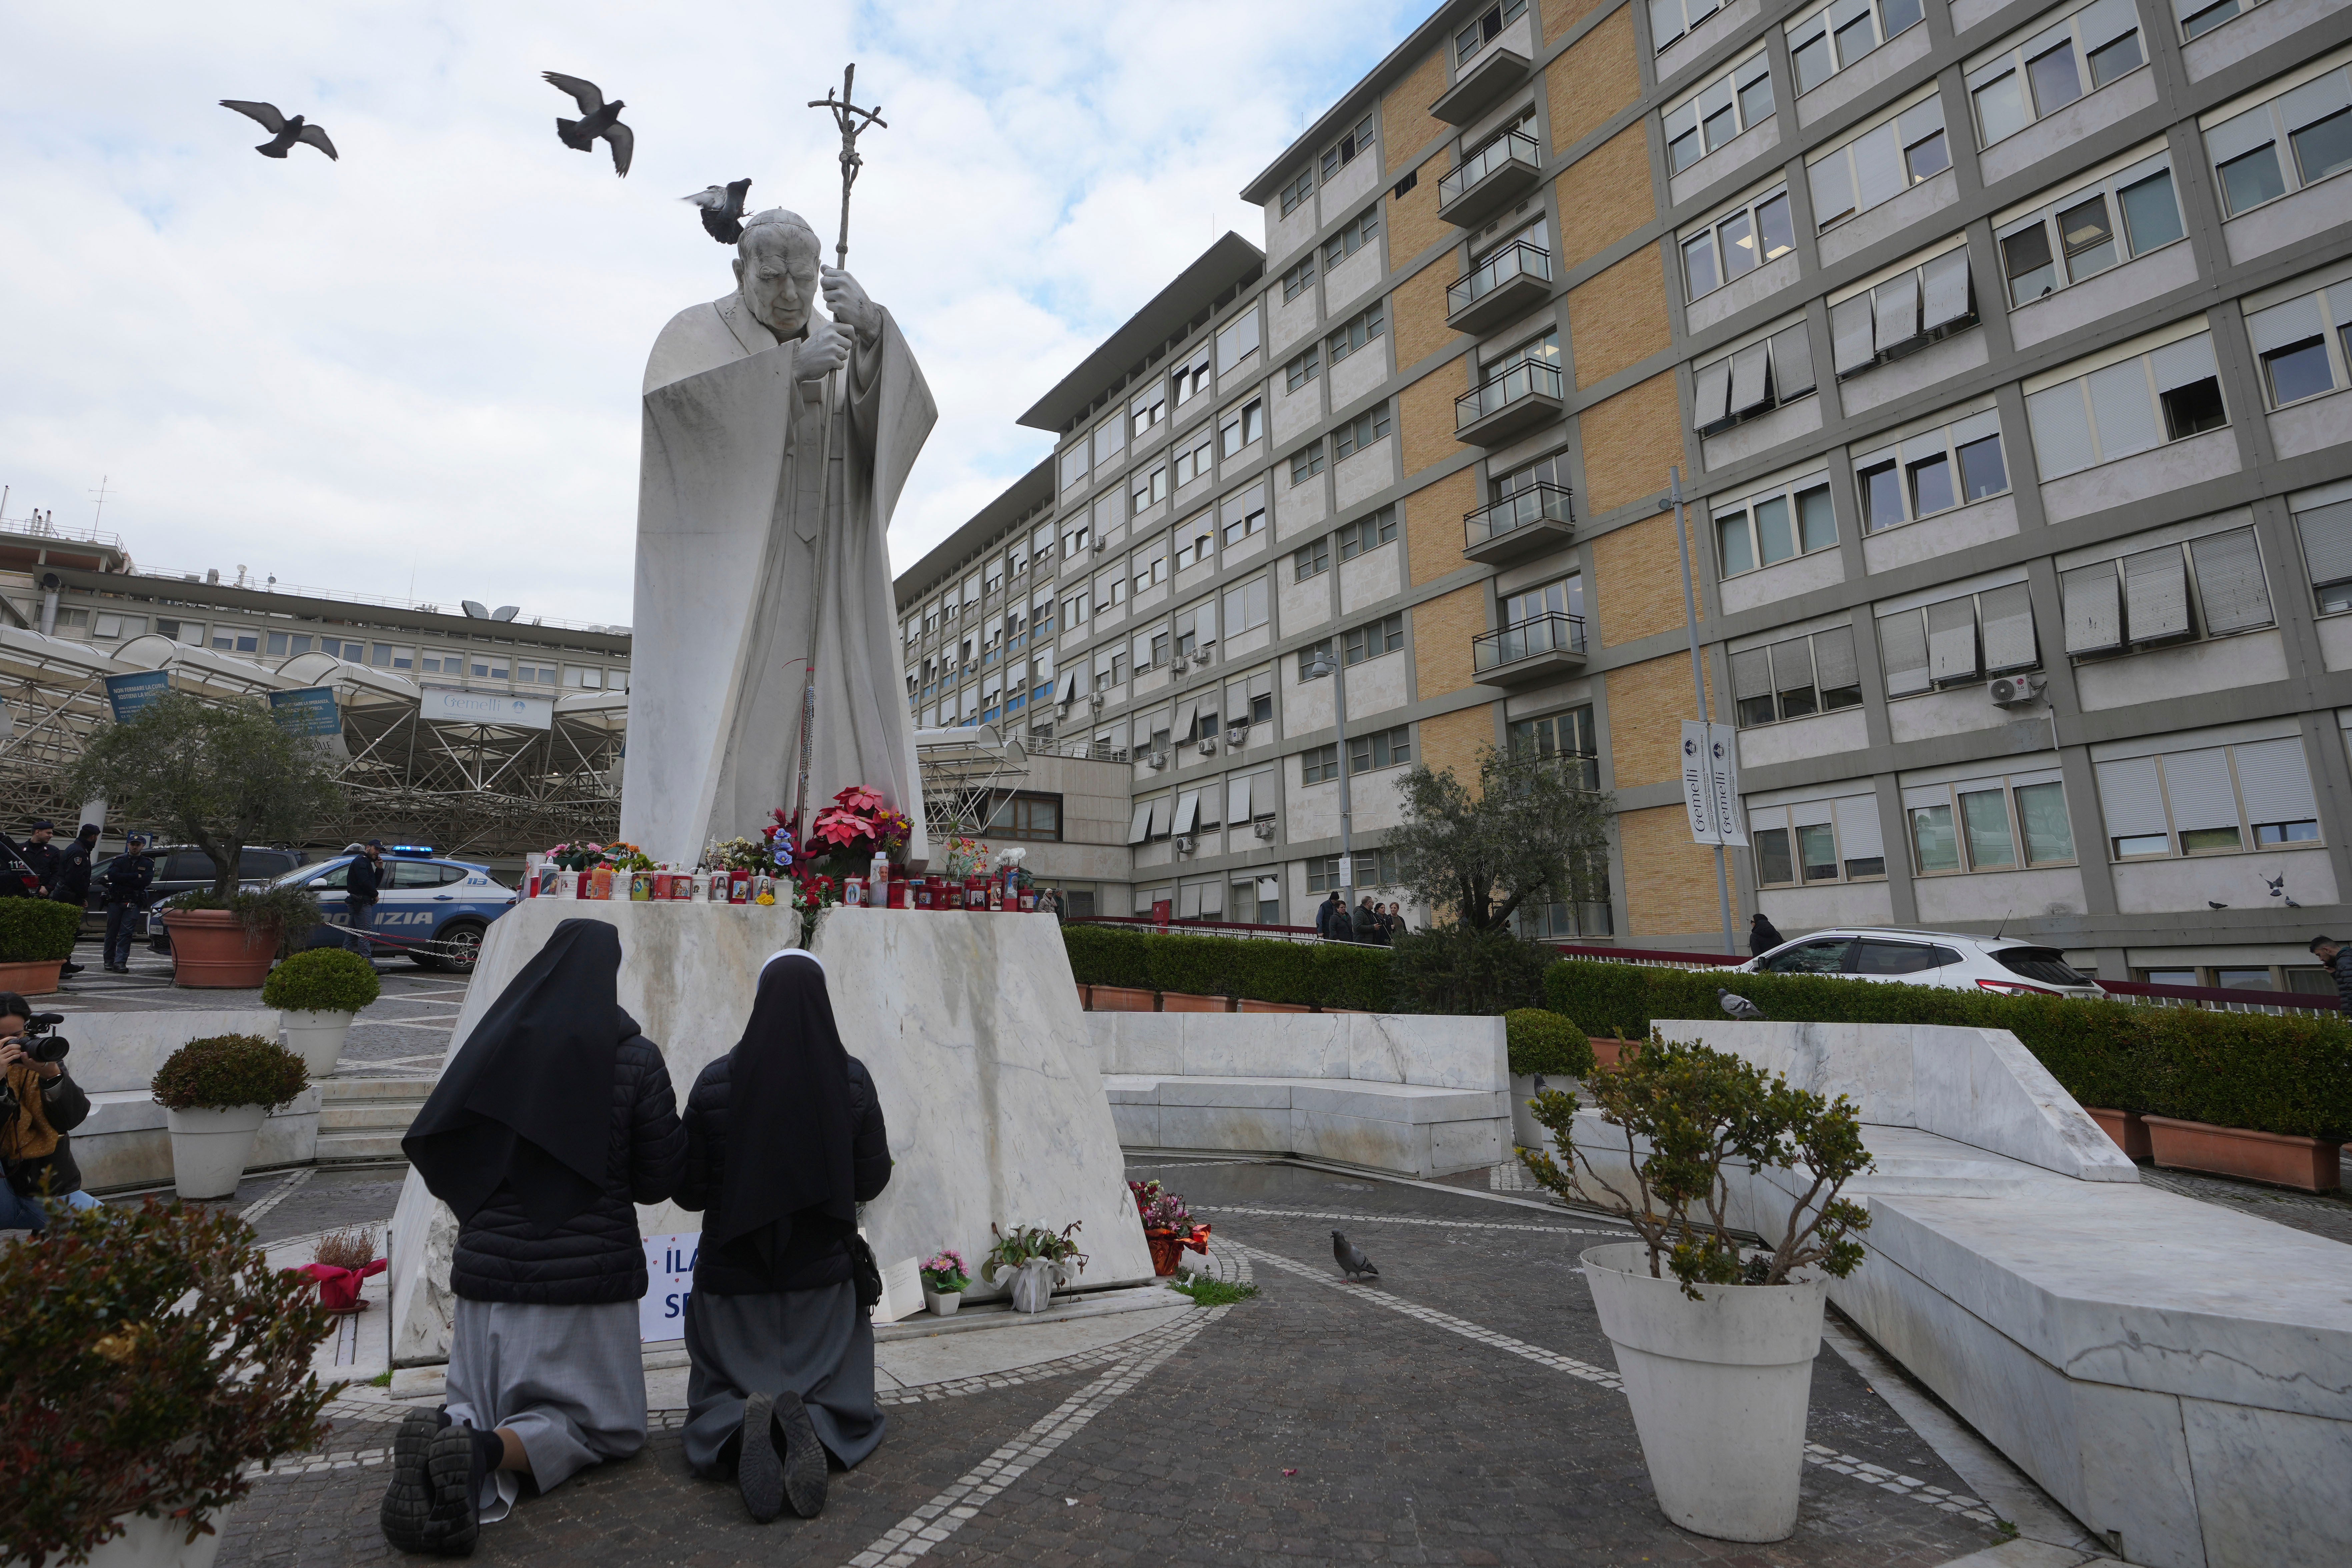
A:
85 845 315 948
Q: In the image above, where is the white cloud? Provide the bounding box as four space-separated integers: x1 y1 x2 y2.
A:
0 0 1412 626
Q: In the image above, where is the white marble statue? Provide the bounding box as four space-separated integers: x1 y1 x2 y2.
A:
620 207 934 868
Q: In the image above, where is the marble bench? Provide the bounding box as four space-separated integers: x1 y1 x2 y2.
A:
43 1008 312 1193
1090 1011 1508 1179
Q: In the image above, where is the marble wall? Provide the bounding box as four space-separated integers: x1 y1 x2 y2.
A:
56 1008 314 1193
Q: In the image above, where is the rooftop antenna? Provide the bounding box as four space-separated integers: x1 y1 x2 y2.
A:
89 474 112 529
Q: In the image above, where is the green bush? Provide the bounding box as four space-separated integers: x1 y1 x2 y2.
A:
1505 1009 1594 1078
1062 924 1393 1010
261 948 381 1014
1390 925 1553 1014
1542 959 2352 1141
150 1034 309 1112
0 898 83 963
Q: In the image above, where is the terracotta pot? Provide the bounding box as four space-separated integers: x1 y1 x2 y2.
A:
160 910 278 989
1239 998 1310 1012
2084 1107 2152 1161
1089 985 1158 1013
1590 1037 1626 1070
1159 991 1232 1013
1145 1229 1184 1277
2144 1115 2342 1192
1074 982 1093 1010
0 959 63 995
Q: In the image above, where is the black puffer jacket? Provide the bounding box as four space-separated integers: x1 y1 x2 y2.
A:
677 1053 891 1296
448 1034 686 1305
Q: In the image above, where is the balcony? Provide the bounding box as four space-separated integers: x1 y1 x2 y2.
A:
1429 47 1532 126
1436 129 1543 230
1446 239 1554 336
1472 612 1587 685
1463 483 1574 566
1454 359 1564 446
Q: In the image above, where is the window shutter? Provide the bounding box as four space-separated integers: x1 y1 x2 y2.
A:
1852 123 1906 211
1979 583 2039 673
1767 636 1816 692
1692 356 1734 428
1810 147 1858 224
1198 782 1223 825
1173 698 1198 739
2248 295 2326 356
1257 876 1281 902
2150 332 2218 396
1921 249 1971 330
1831 296 1876 374
2190 528 2273 634
1873 270 1921 353
1127 802 1154 844
1200 881 1225 914
1835 794 1885 860
1769 323 1815 399
2095 757 2167 838
1731 646 1774 700
1133 631 1154 669
1249 670 1273 699
1926 597 1981 682
1228 774 1253 823
2076 0 2138 49
1147 795 1173 838
1248 578 1270 628
2297 499 2352 586
1173 791 1200 835
1728 342 1772 414
1180 882 1203 918
2123 546 2193 643
1812 624 1859 690
2161 747 2238 832
2233 737 2319 825
1878 609 1931 695
2061 562 2124 654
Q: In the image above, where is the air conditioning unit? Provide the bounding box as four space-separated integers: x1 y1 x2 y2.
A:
1198 738 1218 756
1148 751 1169 769
1171 657 1189 674
1091 538 1107 553
1174 835 1196 854
1988 674 2045 707
1089 695 1105 711
1252 820 1277 841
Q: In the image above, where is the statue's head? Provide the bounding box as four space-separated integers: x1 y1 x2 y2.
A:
733 209 823 337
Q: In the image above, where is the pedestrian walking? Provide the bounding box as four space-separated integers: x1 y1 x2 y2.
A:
1316 889 1346 941
1749 912 1787 958
676 950 894 1522
1037 887 1062 923
97 833 156 973
345 839 384 959
2307 935 2352 1018
49 824 99 976
1384 901 1404 942
385 920 685 1556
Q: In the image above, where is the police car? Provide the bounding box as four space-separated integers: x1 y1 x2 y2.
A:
271 846 519 972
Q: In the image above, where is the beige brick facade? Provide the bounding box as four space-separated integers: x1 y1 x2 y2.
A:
1417 703 1498 791
1412 583 1490 700
1381 47 1451 176
1544 0 1624 41
1545 6 1640 155
1554 125 1654 274
1592 515 1702 647
1390 253 1459 374
1602 651 1710 785
1398 355 1468 482
1387 154 1452 267
1405 467 1479 587
1566 243 1671 390
1617 804 1742 940
1577 371 1682 514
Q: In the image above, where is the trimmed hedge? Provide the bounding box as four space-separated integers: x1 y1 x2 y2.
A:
262 948 382 1013
1544 960 2352 1142
1504 1009 1594 1078
151 1033 309 1112
1063 924 1394 1011
0 899 82 963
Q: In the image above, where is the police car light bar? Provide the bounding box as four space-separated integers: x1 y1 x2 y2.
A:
387 845 437 857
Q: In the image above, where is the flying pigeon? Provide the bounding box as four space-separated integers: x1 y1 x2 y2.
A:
684 178 753 243
1718 988 1765 1021
542 72 633 176
1331 1231 1378 1283
2266 874 2286 898
219 100 337 161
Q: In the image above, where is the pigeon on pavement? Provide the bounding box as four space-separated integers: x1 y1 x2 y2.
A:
1718 988 1766 1021
1331 1231 1378 1282
685 179 753 243
542 72 633 176
219 101 337 161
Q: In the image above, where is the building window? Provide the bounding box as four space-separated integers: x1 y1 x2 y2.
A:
1130 461 1170 514
1905 772 2075 874
1218 396 1265 457
1216 309 1262 374
1337 505 1398 560
2095 736 2317 859
1322 206 1381 274
1059 443 1088 492
1091 414 1124 469
1285 346 1321 394
1323 111 1376 180
1879 582 2040 694
1852 407 2008 533
1752 795 1888 885
1967 0 2145 149
1306 848 1401 892
1279 167 1314 218
1508 705 1600 790
1788 0 1927 96
986 792 1062 843
1999 154 2184 308
1221 483 1269 546
2059 525 2274 657
1730 626 1862 726
1131 538 1169 596
1681 186 1797 300
2175 0 2269 37
1690 319 1814 433
1172 424 1215 489
2026 325 2227 479
2295 485 2352 611
1714 475 1835 577
1173 347 1212 410
1664 51 1773 174
1290 439 1327 486
1332 402 1392 460
1173 511 1217 573
1295 535 1332 581
1091 568 1126 615
1061 523 1090 560
1350 724 1412 773
1221 576 1271 634
1829 244 1977 380
1301 743 1342 784
1326 300 1387 365
1131 379 1166 440
1225 669 1276 729
1457 0 1526 61
1282 257 1316 304
2246 276 2352 410
1808 92 1948 231
1648 0 1723 52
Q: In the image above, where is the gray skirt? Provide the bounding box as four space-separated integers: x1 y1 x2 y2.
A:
682 1281 885 1476
444 1298 647 1522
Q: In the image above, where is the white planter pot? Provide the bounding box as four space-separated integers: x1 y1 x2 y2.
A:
922 1286 962 1316
166 1106 268 1201
5 1503 236 1568
279 1010 355 1079
1508 1073 1570 1153
1580 1241 1827 1543
1008 1256 1059 1314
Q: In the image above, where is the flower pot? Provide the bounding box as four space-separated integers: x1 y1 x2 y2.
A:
1589 1037 1629 1071
160 910 278 990
165 1105 268 1201
922 1286 962 1316
279 1010 356 1079
1238 998 1311 1012
1509 1073 1572 1152
1145 1229 1184 1277
2084 1107 2151 1161
0 959 63 996
1087 985 1157 1013
11 1503 240 1568
1158 991 1232 1013
1009 1256 1058 1314
1580 1241 1827 1543
2143 1114 2342 1192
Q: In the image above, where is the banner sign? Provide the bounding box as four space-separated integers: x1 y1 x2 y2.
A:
268 686 341 740
420 686 554 731
104 671 172 724
1680 721 1749 847
640 1232 698 1342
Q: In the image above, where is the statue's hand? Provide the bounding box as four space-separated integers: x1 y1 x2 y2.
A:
821 266 883 344
797 315 850 381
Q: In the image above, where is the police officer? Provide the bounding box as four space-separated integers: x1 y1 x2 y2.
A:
345 840 384 959
97 833 157 975
49 825 99 977
19 821 59 893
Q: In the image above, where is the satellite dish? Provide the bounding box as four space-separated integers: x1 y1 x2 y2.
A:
492 605 520 622
461 600 489 619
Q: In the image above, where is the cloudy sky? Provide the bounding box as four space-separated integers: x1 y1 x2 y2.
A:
0 2 1415 628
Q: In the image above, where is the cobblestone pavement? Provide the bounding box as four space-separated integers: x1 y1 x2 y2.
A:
2140 1165 2352 1245
214 1157 2015 1568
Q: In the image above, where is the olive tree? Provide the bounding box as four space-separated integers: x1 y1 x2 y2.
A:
67 691 341 899
1388 743 1614 934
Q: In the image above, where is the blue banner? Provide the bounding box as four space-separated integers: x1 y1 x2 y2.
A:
104 670 171 724
269 686 342 740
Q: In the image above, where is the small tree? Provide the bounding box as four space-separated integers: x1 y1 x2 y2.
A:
1389 744 1614 934
66 692 340 899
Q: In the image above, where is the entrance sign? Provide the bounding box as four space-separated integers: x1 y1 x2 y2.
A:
1680 721 1749 847
421 686 554 731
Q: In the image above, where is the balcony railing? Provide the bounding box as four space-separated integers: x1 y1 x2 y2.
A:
1446 240 1553 333
1473 611 1586 678
1454 359 1564 444
1436 129 1543 227
1463 482 1574 563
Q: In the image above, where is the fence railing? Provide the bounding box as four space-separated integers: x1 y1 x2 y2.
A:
1446 238 1553 318
1464 483 1573 552
1068 913 1385 948
2095 979 2340 1016
1472 611 1586 673
1549 941 1746 968
1438 127 1542 207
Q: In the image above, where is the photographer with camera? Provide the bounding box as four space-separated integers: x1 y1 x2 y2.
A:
0 994 96 1233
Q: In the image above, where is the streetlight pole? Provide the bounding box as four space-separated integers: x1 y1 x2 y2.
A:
1309 646 1353 896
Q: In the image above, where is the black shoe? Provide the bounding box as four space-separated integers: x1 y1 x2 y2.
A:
379 1407 449 1553
426 1421 480 1557
774 1389 828 1519
737 1393 785 1523
60 963 82 974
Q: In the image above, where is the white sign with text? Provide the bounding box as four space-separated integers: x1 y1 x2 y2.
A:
640 1232 698 1342
1679 721 1749 847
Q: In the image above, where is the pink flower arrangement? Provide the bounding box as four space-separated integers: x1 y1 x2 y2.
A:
920 1250 970 1293
807 785 913 856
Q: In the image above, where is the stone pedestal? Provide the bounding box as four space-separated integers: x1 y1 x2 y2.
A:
388 901 1148 1365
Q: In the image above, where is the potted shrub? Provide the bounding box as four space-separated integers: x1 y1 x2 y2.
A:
1128 1179 1212 1277
1504 1007 1596 1151
0 898 84 995
919 1250 970 1316
0 1199 336 1568
151 1034 309 1201
260 948 382 1077
65 691 339 989
1520 1034 1872 1544
980 1221 1088 1314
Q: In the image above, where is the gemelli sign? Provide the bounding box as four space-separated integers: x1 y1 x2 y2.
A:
420 686 553 731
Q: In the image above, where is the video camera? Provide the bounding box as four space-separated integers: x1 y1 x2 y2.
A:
0 1014 69 1128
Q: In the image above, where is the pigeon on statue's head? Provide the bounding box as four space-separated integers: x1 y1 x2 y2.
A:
1331 1231 1378 1282
219 100 337 160
685 179 753 243
1718 988 1766 1021
542 72 633 176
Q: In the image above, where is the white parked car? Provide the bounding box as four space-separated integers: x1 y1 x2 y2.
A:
1736 927 2105 999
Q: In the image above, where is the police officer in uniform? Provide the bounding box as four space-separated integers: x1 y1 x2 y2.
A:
48 825 100 976
97 834 157 975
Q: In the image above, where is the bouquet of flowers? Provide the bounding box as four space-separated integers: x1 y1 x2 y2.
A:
604 842 656 874
787 870 842 914
808 785 913 857
545 841 607 873
706 837 771 873
1128 1179 1211 1253
760 808 795 872
941 835 989 878
920 1249 970 1294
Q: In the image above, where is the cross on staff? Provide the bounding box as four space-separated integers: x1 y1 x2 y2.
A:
807 64 887 269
